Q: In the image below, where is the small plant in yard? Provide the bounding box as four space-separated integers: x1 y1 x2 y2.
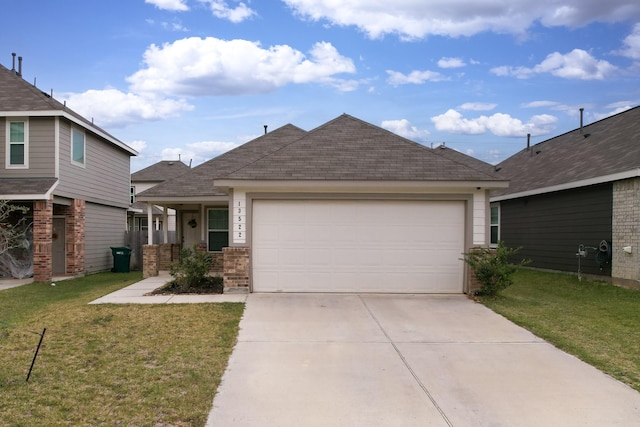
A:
463 241 529 297
167 246 223 293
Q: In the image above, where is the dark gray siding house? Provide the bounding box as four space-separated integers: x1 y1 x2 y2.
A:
0 59 137 281
492 106 640 287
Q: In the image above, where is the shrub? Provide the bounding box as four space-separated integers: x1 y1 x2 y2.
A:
463 242 529 297
170 247 213 292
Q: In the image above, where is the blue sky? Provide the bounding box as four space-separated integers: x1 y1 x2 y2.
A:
2 1 640 172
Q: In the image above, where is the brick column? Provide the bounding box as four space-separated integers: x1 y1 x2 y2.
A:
223 247 250 293
33 200 53 282
612 178 640 289
66 199 85 276
142 244 159 278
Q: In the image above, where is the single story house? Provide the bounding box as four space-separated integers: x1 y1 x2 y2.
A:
137 114 508 293
491 105 640 288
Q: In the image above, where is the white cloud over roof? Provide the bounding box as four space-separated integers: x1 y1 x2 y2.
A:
127 37 356 96
62 89 193 128
491 49 617 80
431 109 558 137
381 119 430 141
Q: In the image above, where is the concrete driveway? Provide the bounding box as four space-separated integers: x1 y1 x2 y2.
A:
206 294 640 426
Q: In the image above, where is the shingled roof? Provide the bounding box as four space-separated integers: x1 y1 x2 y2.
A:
221 114 502 182
492 105 640 199
131 160 191 183
139 114 504 201
138 123 308 199
0 63 135 155
0 178 58 199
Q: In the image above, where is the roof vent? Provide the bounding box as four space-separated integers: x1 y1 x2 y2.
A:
264 125 268 134
579 107 584 134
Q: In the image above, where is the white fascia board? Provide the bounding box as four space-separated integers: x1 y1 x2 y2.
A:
214 179 509 193
135 195 229 204
1 110 138 156
491 169 640 202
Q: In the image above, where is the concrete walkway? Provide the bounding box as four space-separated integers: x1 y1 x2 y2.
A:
206 293 640 426
89 271 247 304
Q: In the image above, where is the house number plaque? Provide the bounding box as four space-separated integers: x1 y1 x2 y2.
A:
233 193 246 244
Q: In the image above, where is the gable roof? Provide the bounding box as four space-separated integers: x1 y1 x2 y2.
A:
221 114 502 182
492 105 640 200
138 123 308 199
0 63 136 156
131 160 191 183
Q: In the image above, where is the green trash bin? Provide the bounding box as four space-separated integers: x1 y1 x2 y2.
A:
110 247 131 273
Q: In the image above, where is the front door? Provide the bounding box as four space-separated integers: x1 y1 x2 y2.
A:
52 217 66 275
182 212 200 250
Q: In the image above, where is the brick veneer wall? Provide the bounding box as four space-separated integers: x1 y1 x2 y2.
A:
143 245 159 278
33 200 53 282
158 243 181 270
193 242 224 273
223 247 250 291
612 178 640 288
66 199 85 276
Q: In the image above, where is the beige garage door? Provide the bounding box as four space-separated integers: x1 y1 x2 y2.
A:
252 199 465 293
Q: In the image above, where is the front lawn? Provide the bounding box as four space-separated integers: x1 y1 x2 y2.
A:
0 272 244 426
481 269 640 392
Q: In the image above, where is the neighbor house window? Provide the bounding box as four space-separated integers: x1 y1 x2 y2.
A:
207 208 229 252
490 203 500 247
6 119 28 168
130 186 136 204
71 128 85 166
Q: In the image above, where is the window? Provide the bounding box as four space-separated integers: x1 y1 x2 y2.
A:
71 128 85 166
6 119 28 168
207 209 229 252
130 186 136 205
490 204 500 247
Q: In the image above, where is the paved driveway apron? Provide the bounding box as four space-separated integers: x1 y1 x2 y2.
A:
207 294 640 426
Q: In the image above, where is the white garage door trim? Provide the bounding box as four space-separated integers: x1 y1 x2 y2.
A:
252 199 465 293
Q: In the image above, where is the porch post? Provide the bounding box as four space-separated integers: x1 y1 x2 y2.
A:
147 203 153 245
163 206 168 243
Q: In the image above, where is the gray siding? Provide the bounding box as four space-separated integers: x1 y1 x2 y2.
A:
500 183 612 276
85 202 127 273
0 117 56 177
56 119 131 208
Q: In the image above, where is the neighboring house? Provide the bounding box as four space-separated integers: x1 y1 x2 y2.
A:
0 59 137 281
138 114 507 293
129 160 190 232
491 106 640 288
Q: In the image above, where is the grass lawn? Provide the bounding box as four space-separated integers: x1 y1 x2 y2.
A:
481 269 640 392
0 272 244 426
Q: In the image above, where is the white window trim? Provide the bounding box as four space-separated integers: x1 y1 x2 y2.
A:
6 117 29 169
207 208 229 253
490 203 500 248
71 127 86 168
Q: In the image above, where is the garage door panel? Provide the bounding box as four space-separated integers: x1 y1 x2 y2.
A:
253 200 465 293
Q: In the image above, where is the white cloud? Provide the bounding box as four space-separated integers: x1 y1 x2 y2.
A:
522 100 560 108
200 0 256 23
615 23 640 59
386 69 447 86
128 140 148 153
591 105 634 121
145 0 188 11
161 140 240 166
459 102 496 111
438 57 466 68
431 109 557 137
62 88 193 128
127 37 356 96
491 49 617 80
282 0 640 39
381 119 430 141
